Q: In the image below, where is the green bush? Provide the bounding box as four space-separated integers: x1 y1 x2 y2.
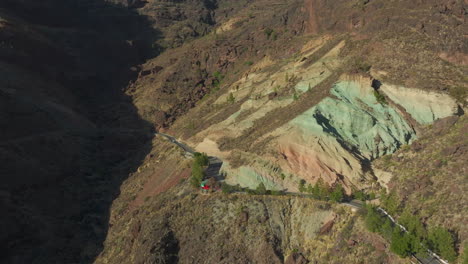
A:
380 218 394 240
373 90 387 104
221 183 234 194
390 229 426 258
264 28 274 39
364 205 386 233
227 92 235 104
330 184 345 202
213 71 224 81
193 152 209 166
271 31 278 41
381 191 401 215
449 86 466 104
270 190 284 196
316 179 330 200
255 182 267 195
190 162 205 188
349 58 371 73
353 190 367 201
190 153 208 188
244 61 254 66
352 190 375 201
293 92 299 101
391 230 412 257
363 204 458 261
428 227 457 262
461 243 468 264
298 179 306 193
398 210 427 240
212 71 224 91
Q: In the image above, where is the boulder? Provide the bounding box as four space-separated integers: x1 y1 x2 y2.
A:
433 115 459 135
285 252 308 264
347 239 358 247
411 142 423 152
268 92 278 100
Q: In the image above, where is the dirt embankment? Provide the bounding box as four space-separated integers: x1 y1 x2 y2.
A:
97 183 404 264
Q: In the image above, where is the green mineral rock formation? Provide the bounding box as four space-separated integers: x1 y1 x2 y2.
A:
292 80 416 159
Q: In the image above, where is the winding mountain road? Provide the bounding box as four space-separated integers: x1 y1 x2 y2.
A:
156 132 448 264
155 132 224 181
156 132 195 155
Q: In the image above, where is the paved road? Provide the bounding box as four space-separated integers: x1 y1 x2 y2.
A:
206 156 224 181
156 132 195 155
155 132 224 181
157 132 448 264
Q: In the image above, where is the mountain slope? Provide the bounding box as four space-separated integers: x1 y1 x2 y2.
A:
1 0 466 263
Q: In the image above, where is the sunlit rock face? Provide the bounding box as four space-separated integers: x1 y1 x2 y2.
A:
308 80 416 159
275 78 415 189
217 76 460 192
380 84 460 125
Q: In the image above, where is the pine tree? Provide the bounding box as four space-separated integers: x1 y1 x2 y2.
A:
428 227 457 262
227 92 235 104
330 184 344 202
390 230 412 257
256 182 267 195
298 179 306 193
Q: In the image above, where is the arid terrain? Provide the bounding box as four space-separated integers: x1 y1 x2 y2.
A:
0 0 467 263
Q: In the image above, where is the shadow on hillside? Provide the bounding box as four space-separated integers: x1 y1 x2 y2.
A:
0 1 161 263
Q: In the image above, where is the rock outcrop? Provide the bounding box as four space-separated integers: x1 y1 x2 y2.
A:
380 84 460 124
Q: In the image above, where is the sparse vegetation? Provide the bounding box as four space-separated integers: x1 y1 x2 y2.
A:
380 190 400 215
309 179 331 200
221 183 252 194
428 227 457 262
329 185 345 202
461 244 468 264
298 179 306 192
212 71 225 91
449 86 467 105
270 190 285 196
398 210 426 240
354 0 370 10
373 90 387 104
227 92 236 104
190 152 209 187
293 92 299 101
348 58 371 74
390 229 413 257
352 190 375 201
190 161 205 188
363 205 458 261
264 28 274 39
221 183 236 194
244 61 254 66
194 152 209 166
271 31 278 41
255 182 267 195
